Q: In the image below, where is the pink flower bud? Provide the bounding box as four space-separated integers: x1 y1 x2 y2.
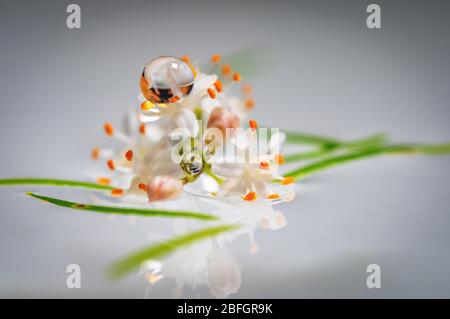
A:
207 107 240 139
146 175 183 202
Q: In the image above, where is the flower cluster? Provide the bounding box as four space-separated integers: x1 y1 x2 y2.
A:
90 55 296 297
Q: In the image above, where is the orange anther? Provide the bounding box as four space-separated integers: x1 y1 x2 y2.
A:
125 150 133 162
243 191 257 201
104 123 114 136
249 119 258 130
96 177 111 185
259 161 270 170
169 96 180 103
139 123 146 135
266 193 281 200
207 88 216 99
213 80 223 93
91 147 100 160
181 55 190 64
242 84 253 95
244 98 255 110
281 176 294 185
275 154 285 165
141 100 154 111
111 188 124 196
232 72 241 82
211 54 221 63
138 183 148 192
107 159 115 170
221 64 231 76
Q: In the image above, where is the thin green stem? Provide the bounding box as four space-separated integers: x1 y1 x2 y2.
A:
0 178 114 190
343 133 388 148
108 224 241 279
283 133 388 164
203 165 224 184
284 130 341 147
27 192 218 221
284 149 334 163
283 142 450 180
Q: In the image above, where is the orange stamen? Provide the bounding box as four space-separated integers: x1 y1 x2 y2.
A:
275 154 285 165
125 150 133 162
244 98 255 110
249 119 258 130
232 72 241 82
107 159 115 170
139 123 146 135
243 191 257 201
266 193 281 200
259 161 270 170
213 80 223 93
181 55 190 64
281 176 294 185
141 100 154 111
242 84 253 95
221 64 231 76
169 96 180 103
91 147 100 160
96 177 111 185
138 183 148 192
104 123 114 136
211 54 221 63
207 88 216 99
111 188 124 197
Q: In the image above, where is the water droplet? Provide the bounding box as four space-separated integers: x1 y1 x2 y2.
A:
140 56 194 104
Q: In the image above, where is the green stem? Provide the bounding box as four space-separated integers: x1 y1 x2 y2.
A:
283 133 388 164
284 149 334 163
27 192 218 221
283 142 450 180
0 178 114 191
343 133 387 148
284 130 341 147
203 165 224 184
108 224 241 279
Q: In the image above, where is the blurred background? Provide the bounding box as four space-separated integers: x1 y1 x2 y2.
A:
1 0 450 298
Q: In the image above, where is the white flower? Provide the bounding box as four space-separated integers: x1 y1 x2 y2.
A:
211 128 295 202
89 54 297 298
91 111 183 196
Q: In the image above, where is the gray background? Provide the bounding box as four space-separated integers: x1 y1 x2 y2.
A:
1 0 450 298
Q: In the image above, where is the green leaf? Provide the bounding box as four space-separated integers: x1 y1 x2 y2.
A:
0 178 114 191
283 143 450 180
284 130 341 147
343 133 388 148
283 133 388 163
27 192 218 221
108 224 241 279
284 149 334 164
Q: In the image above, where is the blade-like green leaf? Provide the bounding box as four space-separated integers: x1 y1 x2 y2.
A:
343 133 388 148
284 149 333 164
108 224 241 279
283 133 388 163
27 192 218 221
0 178 114 191
284 130 341 146
284 143 450 180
